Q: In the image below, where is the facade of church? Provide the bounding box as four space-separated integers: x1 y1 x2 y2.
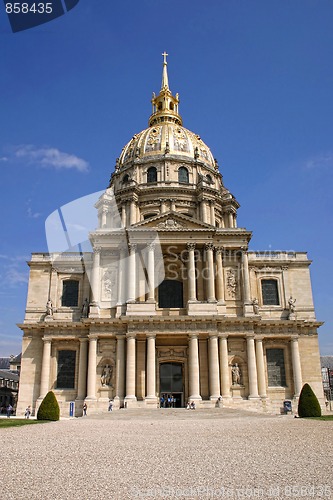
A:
17 57 324 416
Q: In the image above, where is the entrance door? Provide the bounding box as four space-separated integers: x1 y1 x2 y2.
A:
159 362 184 407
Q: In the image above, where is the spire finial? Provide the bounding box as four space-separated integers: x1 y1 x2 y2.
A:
161 51 169 90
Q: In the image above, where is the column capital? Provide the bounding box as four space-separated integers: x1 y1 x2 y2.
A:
246 333 255 340
241 246 248 253
218 333 229 339
79 337 89 344
147 242 156 251
188 333 199 340
255 336 264 342
186 242 196 251
208 333 219 340
93 246 102 254
204 242 214 251
215 246 224 255
128 243 137 252
42 336 52 344
116 334 126 341
126 333 136 340
291 335 299 342
146 333 156 339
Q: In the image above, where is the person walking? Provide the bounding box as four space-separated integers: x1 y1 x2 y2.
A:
25 406 31 419
83 403 87 416
6 404 13 418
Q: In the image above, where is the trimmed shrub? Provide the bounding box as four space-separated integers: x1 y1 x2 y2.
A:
298 383 321 418
37 391 60 421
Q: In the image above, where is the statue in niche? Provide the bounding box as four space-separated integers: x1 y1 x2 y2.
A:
81 298 89 318
46 299 53 316
231 363 241 385
252 298 259 315
101 364 112 387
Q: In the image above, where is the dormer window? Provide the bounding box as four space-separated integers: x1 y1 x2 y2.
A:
147 167 157 183
122 174 129 183
178 167 189 184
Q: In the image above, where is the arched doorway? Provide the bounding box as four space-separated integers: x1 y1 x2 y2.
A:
158 280 183 308
159 362 184 408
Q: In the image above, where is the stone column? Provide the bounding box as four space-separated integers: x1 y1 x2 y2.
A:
160 199 167 213
291 336 303 397
233 214 237 228
210 201 215 226
86 337 97 399
208 335 221 399
147 242 155 302
219 334 231 398
90 247 101 305
146 334 156 400
76 338 88 400
188 334 201 401
247 335 259 398
115 335 126 404
201 200 208 223
227 211 234 228
117 246 126 305
39 338 52 398
242 249 251 304
125 334 137 401
205 243 216 302
215 247 225 303
101 208 108 228
255 337 267 398
186 242 197 302
121 203 126 227
127 243 137 303
130 199 136 225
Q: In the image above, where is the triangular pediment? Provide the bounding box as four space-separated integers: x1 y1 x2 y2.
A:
131 211 215 231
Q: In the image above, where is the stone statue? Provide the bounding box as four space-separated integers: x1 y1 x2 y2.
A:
252 298 259 315
288 296 296 313
82 298 89 318
101 364 112 387
46 299 53 316
232 363 241 385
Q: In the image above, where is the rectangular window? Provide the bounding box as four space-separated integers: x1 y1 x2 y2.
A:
266 348 286 387
261 279 279 305
56 350 76 389
61 280 79 307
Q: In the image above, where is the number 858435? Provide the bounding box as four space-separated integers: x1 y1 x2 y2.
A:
6 3 53 14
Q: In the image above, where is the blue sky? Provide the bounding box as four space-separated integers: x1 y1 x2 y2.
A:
0 0 332 356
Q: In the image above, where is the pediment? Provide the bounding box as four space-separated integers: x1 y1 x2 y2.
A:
131 211 214 231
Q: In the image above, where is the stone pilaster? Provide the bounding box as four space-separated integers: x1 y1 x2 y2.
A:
242 248 253 316
147 242 156 303
291 336 303 397
255 337 267 398
125 334 137 404
39 338 52 399
146 334 157 403
90 247 101 309
247 335 259 399
76 338 88 401
186 242 197 302
188 334 201 402
114 335 126 407
205 243 216 302
208 334 221 399
219 334 231 398
86 337 97 400
127 243 137 303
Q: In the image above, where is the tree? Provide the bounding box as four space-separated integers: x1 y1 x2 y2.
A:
298 383 321 418
37 391 60 421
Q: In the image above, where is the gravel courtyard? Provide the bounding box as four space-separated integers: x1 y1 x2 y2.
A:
1 409 332 500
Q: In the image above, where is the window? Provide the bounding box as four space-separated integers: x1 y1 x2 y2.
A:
261 279 279 305
206 174 212 184
122 174 129 183
147 167 157 183
143 213 156 220
56 350 76 389
61 280 79 307
178 167 189 184
158 280 183 308
266 348 286 386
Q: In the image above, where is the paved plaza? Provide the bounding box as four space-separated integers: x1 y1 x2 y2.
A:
1 409 332 500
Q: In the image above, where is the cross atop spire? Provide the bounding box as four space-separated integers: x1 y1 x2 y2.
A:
161 51 169 90
149 54 182 127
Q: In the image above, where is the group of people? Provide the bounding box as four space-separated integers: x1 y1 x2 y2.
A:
186 401 196 410
160 394 176 408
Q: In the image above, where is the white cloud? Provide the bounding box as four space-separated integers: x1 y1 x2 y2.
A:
305 152 333 170
15 145 89 173
0 255 29 288
0 156 8 162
